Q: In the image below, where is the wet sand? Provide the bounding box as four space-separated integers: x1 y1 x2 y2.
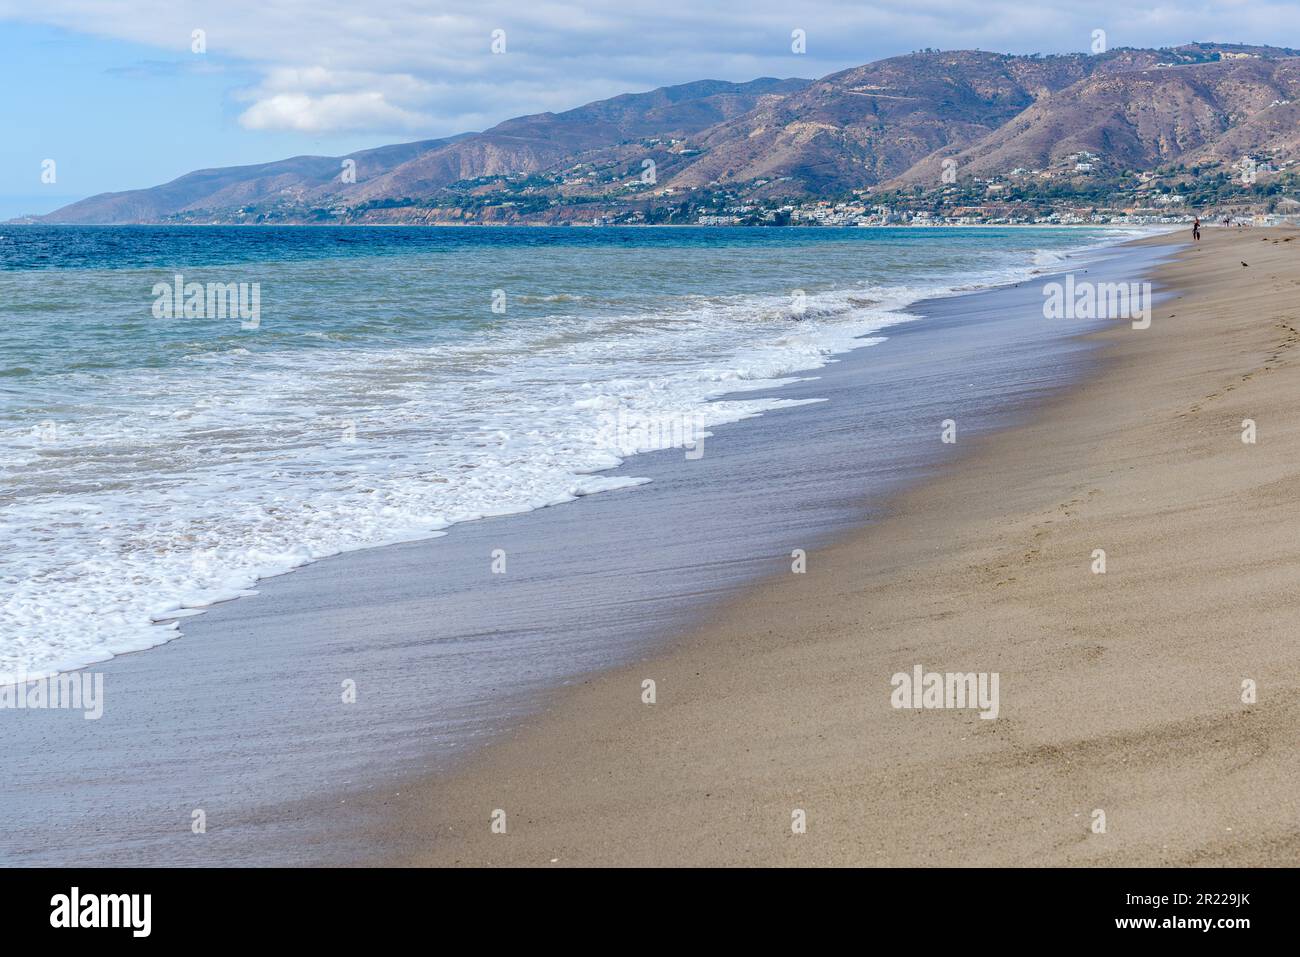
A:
379 227 1300 866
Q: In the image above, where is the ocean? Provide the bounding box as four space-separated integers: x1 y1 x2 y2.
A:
0 224 1140 683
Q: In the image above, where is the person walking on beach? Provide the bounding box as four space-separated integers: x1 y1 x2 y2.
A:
1193 216 1201 242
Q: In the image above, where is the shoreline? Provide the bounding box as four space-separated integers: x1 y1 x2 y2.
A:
1 229 1152 866
4 225 1142 684
373 226 1300 866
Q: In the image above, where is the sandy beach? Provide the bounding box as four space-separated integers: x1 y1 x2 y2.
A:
376 227 1300 866
4 226 1153 867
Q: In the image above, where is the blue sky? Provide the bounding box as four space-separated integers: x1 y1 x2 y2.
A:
2 1 1298 220
0 22 388 219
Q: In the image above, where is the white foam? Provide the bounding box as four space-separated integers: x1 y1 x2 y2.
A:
0 232 1141 681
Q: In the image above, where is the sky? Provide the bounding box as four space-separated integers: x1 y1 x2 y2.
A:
1 0 1298 219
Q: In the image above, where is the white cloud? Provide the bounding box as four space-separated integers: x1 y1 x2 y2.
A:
238 91 432 133
235 67 437 132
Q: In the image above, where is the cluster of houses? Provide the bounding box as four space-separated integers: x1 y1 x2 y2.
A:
686 199 1299 228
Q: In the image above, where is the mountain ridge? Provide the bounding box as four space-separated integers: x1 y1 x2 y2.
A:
27 42 1300 225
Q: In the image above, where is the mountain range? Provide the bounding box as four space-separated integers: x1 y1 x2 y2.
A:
31 42 1300 224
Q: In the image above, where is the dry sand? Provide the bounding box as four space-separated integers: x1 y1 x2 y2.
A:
376 227 1300 866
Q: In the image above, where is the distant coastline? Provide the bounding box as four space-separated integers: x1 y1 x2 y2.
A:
4 218 1210 230
25 43 1300 231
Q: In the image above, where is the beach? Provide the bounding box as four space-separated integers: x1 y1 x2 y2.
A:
6 225 1294 869
4 226 1151 866
373 226 1300 866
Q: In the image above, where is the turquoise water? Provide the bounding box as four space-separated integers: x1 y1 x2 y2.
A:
0 224 1142 680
